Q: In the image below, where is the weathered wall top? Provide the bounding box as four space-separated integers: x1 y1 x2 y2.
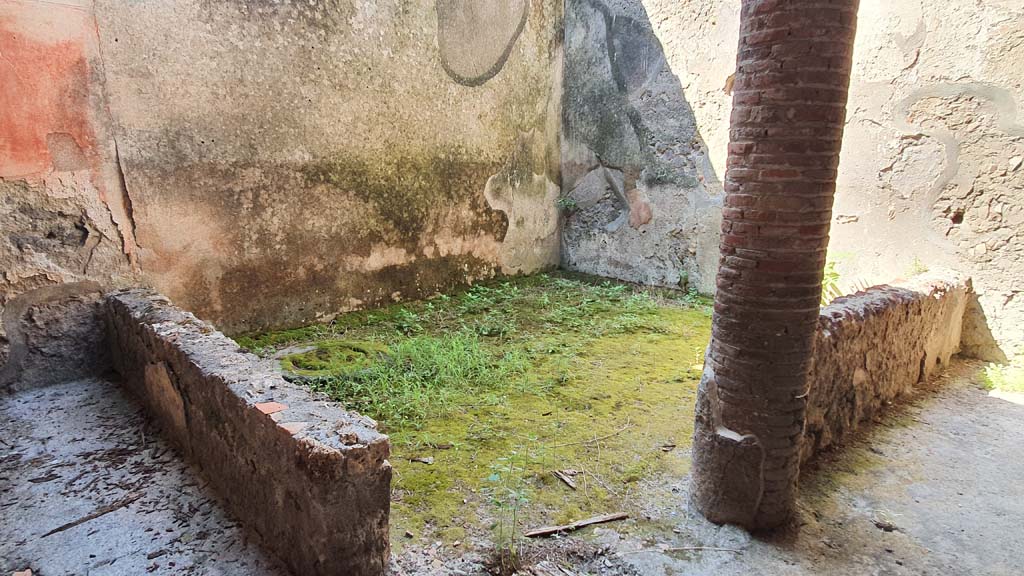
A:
806 271 971 462
106 288 391 575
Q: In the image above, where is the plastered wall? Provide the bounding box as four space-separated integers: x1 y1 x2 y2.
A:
0 0 137 375
5 0 1023 358
559 0 723 293
1 0 564 341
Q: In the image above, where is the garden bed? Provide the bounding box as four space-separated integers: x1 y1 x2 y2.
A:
238 273 713 559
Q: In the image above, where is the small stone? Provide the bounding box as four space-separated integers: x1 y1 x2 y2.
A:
1010 156 1022 171
404 530 414 539
873 519 898 532
280 422 308 435
411 456 434 465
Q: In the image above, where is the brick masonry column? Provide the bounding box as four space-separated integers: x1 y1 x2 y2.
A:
690 0 860 530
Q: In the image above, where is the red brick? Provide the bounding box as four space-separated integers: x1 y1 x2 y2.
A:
255 401 287 415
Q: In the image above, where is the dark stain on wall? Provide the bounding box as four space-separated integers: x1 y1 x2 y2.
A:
560 0 721 290
301 149 507 243
127 159 510 333
197 0 357 32
221 253 499 335
562 0 656 182
435 0 529 87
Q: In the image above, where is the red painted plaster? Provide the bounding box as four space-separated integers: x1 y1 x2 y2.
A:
0 16 98 180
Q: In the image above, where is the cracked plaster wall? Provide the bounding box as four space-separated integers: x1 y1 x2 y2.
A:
607 0 1024 357
7 0 1023 358
0 0 138 386
2 0 564 343
94 0 564 334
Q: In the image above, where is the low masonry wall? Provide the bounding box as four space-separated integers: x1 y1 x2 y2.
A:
802 271 971 463
105 289 391 576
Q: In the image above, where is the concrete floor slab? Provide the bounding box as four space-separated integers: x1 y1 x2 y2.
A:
0 378 286 576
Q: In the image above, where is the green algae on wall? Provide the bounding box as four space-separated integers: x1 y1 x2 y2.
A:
239 273 712 548
300 150 506 242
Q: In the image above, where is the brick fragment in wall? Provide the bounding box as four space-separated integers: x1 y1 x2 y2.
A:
802 270 971 464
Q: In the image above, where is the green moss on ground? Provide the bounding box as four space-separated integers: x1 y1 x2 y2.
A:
238 273 712 550
279 340 390 377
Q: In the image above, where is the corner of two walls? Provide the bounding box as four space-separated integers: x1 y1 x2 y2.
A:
0 0 140 391
4 0 1023 368
558 0 726 294
95 0 565 335
2 0 567 380
831 0 1024 361
557 0 1024 360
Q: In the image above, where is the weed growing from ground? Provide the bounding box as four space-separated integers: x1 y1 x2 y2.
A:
483 451 531 574
303 332 529 428
983 356 1024 394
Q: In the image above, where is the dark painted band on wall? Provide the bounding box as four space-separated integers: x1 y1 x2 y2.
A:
435 0 529 87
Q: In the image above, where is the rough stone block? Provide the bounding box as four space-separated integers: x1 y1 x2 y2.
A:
0 282 109 393
803 271 971 463
105 289 391 576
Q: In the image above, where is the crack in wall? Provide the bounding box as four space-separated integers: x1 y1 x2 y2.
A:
112 140 141 258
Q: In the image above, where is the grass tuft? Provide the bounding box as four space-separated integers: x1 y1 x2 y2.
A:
302 332 529 428
982 357 1024 394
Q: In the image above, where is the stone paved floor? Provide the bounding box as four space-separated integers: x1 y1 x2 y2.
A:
0 378 285 576
594 361 1024 576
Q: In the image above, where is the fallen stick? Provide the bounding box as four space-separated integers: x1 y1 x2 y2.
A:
552 470 577 490
662 546 743 553
42 493 142 538
621 545 743 555
524 512 628 538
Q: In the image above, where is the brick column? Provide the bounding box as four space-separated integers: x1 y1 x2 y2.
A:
690 0 859 530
